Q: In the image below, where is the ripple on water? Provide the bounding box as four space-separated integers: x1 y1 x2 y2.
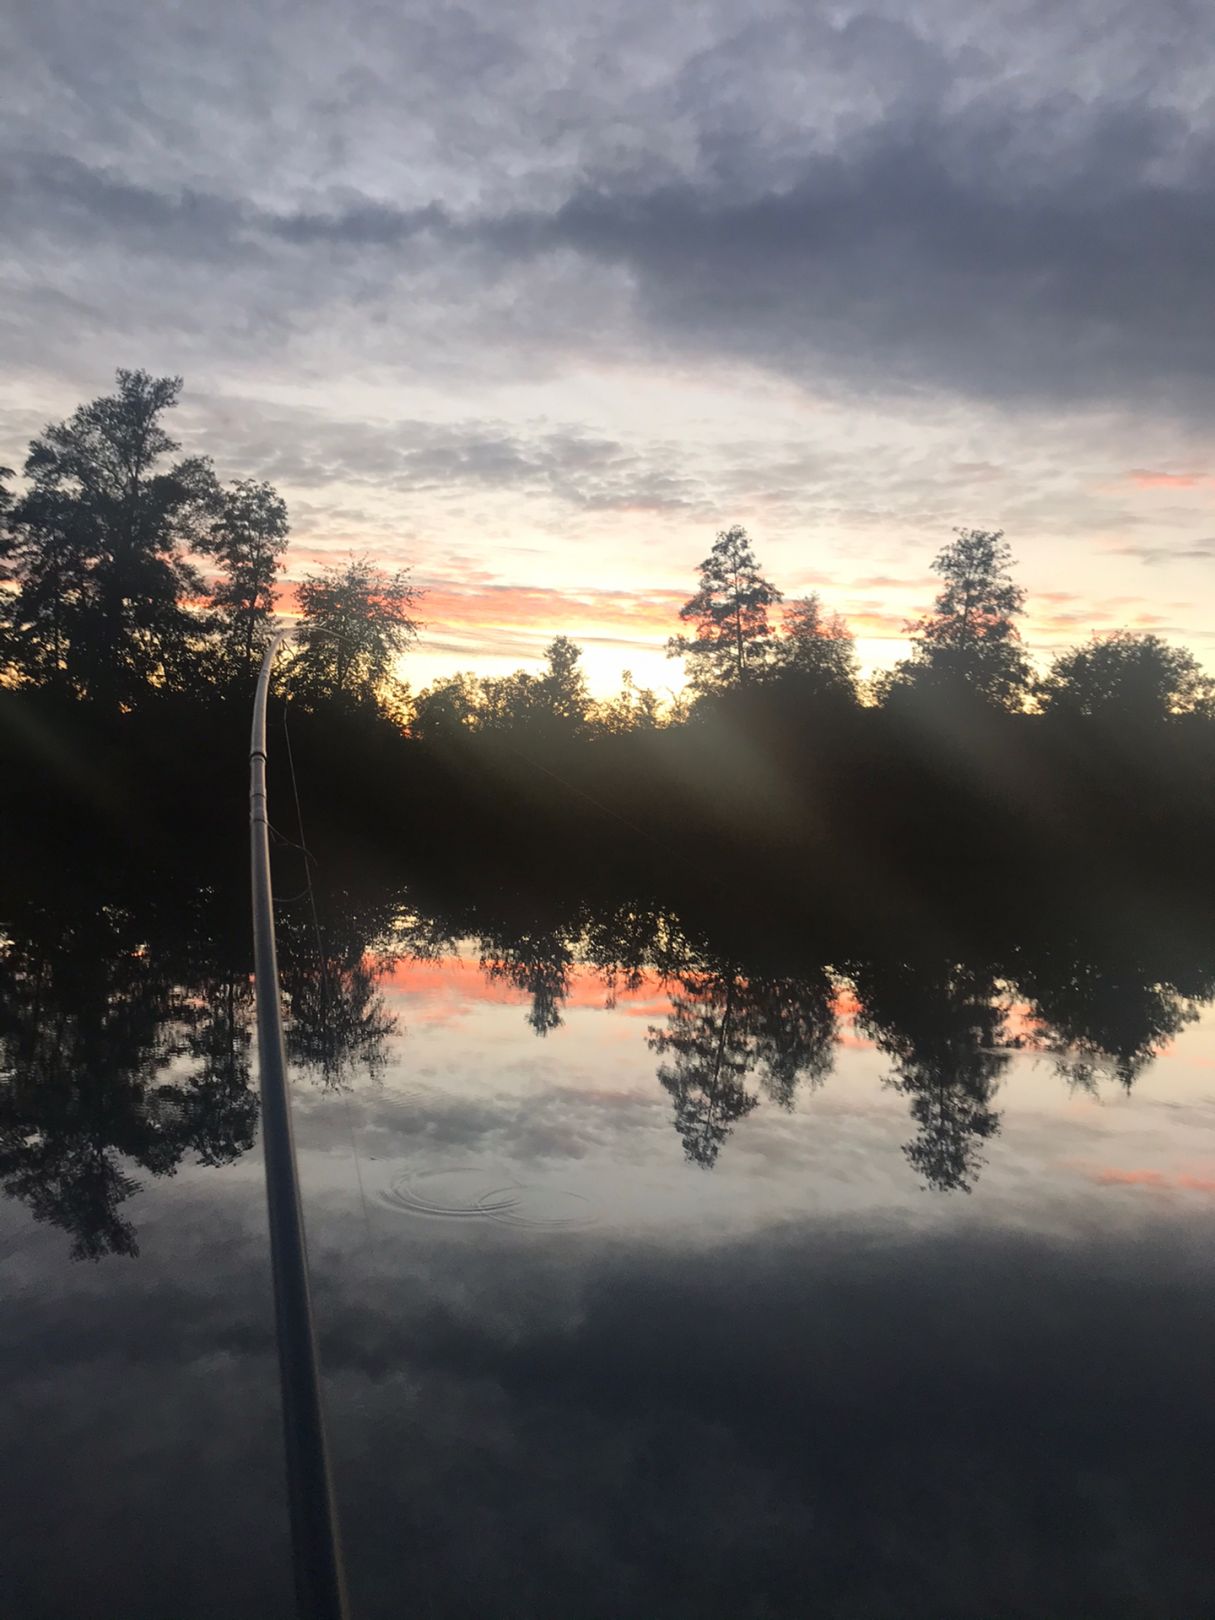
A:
381 1166 595 1229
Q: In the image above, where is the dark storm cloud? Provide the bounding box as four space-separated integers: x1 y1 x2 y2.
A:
4 0 1215 415
4 152 248 253
522 106 1215 409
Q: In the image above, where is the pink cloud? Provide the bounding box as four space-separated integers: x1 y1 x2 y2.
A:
1126 469 1210 489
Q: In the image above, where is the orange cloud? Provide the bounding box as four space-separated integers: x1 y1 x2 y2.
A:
418 581 687 638
1092 1167 1215 1195
273 577 687 648
1126 469 1210 489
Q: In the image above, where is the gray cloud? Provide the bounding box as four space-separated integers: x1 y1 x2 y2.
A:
177 402 714 516
4 0 1215 674
1111 540 1215 566
4 1 1215 415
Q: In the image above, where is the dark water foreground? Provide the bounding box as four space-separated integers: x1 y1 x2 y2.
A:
2 830 1214 1619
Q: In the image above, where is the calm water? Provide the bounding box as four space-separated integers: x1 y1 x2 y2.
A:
2 851 1215 1618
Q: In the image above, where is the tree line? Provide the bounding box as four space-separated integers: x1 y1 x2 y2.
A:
3 368 1211 734
0 369 418 713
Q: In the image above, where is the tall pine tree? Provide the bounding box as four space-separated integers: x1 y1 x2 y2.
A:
886 528 1030 709
668 525 782 694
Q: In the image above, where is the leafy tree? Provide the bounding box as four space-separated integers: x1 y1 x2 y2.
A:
178 974 259 1163
199 478 289 686
479 667 541 730
277 887 400 1088
1037 630 1215 724
885 528 1031 709
1 370 219 706
409 671 484 740
283 955 397 1088
773 593 859 700
0 464 12 554
596 669 664 734
536 634 592 737
668 525 782 693
291 555 421 709
0 465 15 668
463 637 593 738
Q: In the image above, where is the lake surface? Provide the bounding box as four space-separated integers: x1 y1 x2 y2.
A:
2 846 1214 1618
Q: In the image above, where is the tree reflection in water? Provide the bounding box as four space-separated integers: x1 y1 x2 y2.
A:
276 880 401 1088
4 844 1215 1257
0 860 399 1257
479 924 575 1037
647 970 836 1167
852 961 1008 1193
1019 952 1215 1093
0 901 256 1259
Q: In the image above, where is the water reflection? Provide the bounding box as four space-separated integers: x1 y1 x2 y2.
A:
0 854 400 1256
1020 950 1215 1093
647 970 835 1166
479 922 575 1037
3 844 1215 1257
5 848 1215 1619
0 895 258 1258
852 961 1007 1192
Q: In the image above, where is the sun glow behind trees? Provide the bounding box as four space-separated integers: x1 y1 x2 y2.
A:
3 369 1215 731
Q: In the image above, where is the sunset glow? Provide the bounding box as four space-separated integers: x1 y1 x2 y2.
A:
5 3 1215 697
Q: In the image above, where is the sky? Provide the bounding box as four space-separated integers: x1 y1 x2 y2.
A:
2 0 1214 695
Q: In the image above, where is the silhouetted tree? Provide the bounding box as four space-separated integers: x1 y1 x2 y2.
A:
536 634 592 739
199 478 289 687
409 670 484 740
595 669 664 734
772 593 859 701
0 464 13 559
291 555 421 710
0 465 15 669
456 637 595 739
478 668 540 730
284 955 397 1087
884 529 1030 709
1038 630 1215 724
1 370 219 705
668 526 782 693
177 974 259 1163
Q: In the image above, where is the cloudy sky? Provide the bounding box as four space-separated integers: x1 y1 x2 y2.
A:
3 0 1213 693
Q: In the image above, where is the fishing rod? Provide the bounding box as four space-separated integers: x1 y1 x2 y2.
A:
250 627 351 1620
